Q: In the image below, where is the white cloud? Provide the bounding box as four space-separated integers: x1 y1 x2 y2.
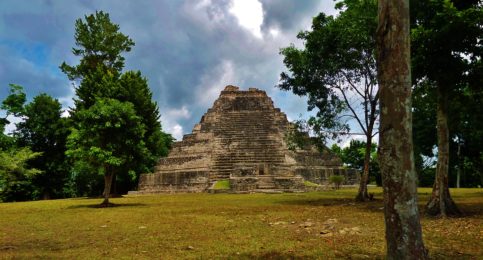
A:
161 105 193 140
268 28 279 37
3 115 21 134
229 0 264 39
166 105 191 119
196 60 236 107
170 124 184 140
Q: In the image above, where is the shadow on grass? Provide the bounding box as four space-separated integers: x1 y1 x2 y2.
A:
277 196 384 210
66 203 147 209
429 249 478 259
277 195 482 218
234 250 383 259
234 251 309 259
422 202 483 218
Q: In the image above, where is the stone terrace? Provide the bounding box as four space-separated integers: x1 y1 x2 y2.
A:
135 86 358 194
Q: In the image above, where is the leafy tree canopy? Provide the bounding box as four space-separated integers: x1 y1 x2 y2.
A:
60 11 134 80
0 148 42 202
15 93 71 199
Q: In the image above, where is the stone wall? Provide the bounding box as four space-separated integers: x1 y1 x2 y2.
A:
296 167 359 186
137 171 209 193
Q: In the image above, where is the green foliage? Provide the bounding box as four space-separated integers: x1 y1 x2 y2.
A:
62 11 172 197
279 0 378 143
213 180 230 190
303 180 320 187
0 124 14 151
66 98 147 178
449 85 483 187
331 140 380 185
0 84 28 150
284 121 311 151
60 11 134 80
411 0 481 88
279 0 379 200
329 175 345 189
118 71 173 170
0 148 42 201
411 0 483 187
63 160 104 197
14 94 71 199
1 84 26 118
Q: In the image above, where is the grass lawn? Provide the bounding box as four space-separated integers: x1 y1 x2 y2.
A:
0 187 481 259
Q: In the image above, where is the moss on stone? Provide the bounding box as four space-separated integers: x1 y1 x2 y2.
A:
213 180 230 190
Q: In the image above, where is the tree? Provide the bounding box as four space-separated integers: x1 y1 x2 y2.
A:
66 98 146 206
331 140 381 185
61 11 171 203
0 85 43 202
0 148 42 202
279 0 379 201
450 85 483 188
15 93 70 199
1 84 26 150
60 11 134 81
411 0 481 216
116 71 172 190
376 0 428 258
412 80 438 187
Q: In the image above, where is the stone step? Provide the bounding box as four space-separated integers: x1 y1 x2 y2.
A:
257 185 277 189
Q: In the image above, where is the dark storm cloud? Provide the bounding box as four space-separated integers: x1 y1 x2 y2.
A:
260 0 322 32
0 0 334 139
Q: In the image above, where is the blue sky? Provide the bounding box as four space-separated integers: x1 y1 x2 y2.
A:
0 0 341 141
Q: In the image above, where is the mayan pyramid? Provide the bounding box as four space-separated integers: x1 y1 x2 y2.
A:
135 86 357 193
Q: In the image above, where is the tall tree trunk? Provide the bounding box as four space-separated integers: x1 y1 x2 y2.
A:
356 134 372 201
425 86 460 217
101 170 114 206
376 0 428 258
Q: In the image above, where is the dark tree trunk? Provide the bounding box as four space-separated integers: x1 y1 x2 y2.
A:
376 0 428 258
356 134 372 201
101 171 114 206
425 86 461 217
110 173 117 196
42 191 51 200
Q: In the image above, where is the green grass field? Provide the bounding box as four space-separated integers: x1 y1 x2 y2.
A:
1 188 481 259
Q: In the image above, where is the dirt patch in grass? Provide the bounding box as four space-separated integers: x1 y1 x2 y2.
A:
0 188 481 259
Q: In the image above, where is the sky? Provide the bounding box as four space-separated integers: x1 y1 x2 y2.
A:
0 0 342 142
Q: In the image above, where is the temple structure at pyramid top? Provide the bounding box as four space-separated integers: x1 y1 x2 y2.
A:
135 85 358 193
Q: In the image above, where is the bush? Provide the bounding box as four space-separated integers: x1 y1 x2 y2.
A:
213 180 230 190
329 175 345 189
304 180 320 187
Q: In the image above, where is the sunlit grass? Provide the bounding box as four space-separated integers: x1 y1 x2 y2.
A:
0 188 481 259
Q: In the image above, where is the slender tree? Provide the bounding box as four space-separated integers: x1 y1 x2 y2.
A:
376 0 428 258
279 0 379 201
